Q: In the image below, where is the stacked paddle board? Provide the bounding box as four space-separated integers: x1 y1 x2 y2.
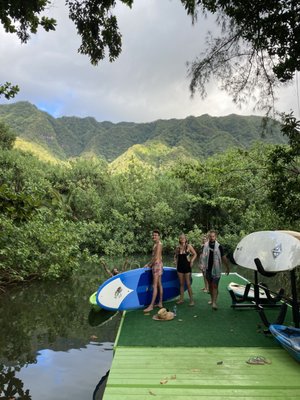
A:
227 281 271 300
233 230 300 272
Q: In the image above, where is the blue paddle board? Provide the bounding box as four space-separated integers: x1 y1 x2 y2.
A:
96 266 180 311
269 324 300 363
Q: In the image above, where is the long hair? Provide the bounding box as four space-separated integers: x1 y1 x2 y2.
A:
175 233 189 254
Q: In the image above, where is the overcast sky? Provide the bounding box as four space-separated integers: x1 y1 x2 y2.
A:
0 0 299 123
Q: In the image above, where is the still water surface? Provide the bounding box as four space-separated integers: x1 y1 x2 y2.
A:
0 261 124 400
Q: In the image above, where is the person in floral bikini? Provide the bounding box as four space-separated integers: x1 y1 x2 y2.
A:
143 230 163 313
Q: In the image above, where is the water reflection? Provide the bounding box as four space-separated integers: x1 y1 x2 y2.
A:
93 370 109 400
0 364 31 399
88 309 117 327
14 343 113 400
0 263 121 399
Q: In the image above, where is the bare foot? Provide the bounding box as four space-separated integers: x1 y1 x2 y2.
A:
155 303 163 308
176 299 184 304
189 301 195 306
144 306 153 313
208 300 212 305
212 303 218 310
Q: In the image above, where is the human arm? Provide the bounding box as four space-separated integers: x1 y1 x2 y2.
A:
100 259 113 277
122 257 129 271
174 246 178 266
219 245 230 275
188 244 197 267
222 255 230 275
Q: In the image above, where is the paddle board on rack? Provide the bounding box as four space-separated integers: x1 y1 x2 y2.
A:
227 281 271 299
96 266 180 311
233 230 300 272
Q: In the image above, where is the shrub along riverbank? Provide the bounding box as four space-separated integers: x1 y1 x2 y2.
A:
0 127 299 291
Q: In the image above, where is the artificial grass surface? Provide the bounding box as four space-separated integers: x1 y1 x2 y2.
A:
117 273 294 348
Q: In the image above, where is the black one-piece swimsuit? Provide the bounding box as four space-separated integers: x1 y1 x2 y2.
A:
177 252 191 274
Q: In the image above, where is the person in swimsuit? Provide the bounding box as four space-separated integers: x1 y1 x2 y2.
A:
100 258 129 277
174 233 197 306
143 230 163 313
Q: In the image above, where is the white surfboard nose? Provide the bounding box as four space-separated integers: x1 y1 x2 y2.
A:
97 277 133 309
234 230 300 272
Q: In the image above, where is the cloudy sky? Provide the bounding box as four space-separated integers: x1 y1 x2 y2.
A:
0 0 299 123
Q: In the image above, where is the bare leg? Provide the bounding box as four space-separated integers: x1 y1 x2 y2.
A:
144 274 160 312
209 280 218 310
208 280 213 304
176 272 185 304
185 273 194 305
203 274 209 292
157 276 163 307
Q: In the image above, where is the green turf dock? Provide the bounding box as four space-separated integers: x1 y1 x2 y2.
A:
102 273 300 399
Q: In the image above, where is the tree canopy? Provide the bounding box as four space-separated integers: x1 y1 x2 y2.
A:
0 1 299 223
1 1 300 108
182 0 300 114
0 0 134 98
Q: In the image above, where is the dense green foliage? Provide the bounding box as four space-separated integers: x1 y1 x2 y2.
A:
0 102 286 162
0 108 300 288
266 113 300 221
0 121 16 150
0 2 298 294
0 130 298 288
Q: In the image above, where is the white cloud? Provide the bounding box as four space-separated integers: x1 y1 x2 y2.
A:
0 0 299 122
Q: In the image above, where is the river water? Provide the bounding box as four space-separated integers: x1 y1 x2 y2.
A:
0 261 123 400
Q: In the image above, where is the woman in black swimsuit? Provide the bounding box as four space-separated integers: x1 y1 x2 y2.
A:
174 234 197 306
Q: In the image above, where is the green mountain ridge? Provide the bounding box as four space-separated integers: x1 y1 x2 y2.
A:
109 141 196 172
0 101 286 163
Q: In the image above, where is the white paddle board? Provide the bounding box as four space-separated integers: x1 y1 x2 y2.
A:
233 231 300 272
278 230 300 241
227 282 271 299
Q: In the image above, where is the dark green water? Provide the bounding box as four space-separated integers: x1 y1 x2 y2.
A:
0 262 122 400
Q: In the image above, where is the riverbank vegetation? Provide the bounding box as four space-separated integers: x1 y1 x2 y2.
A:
1 120 299 290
